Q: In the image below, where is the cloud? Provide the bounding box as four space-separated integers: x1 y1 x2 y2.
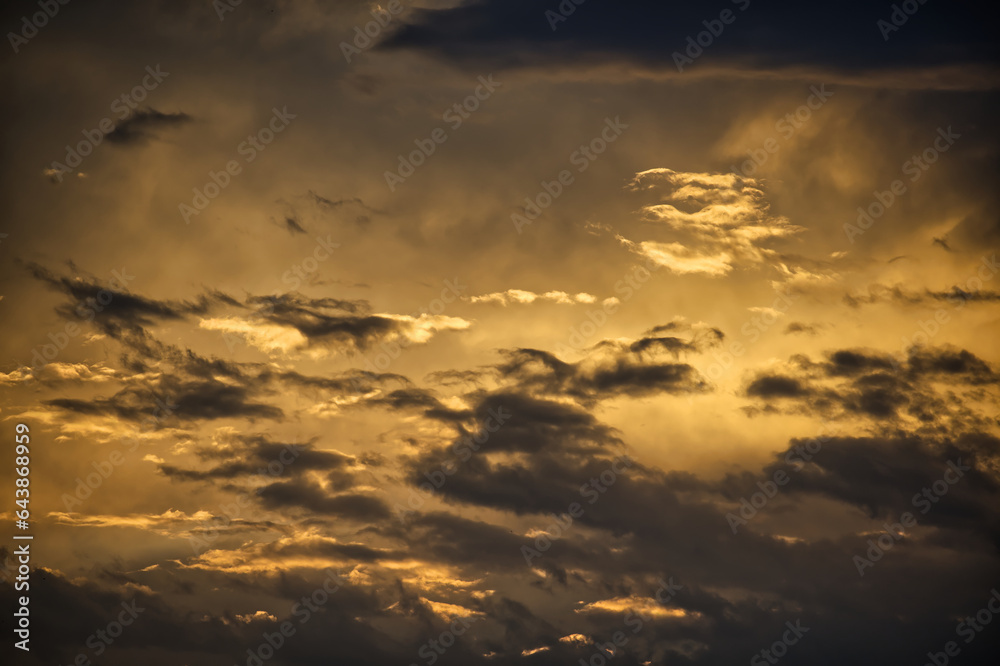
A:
200 293 471 357
105 108 192 145
283 215 307 235
784 321 824 336
615 169 804 278
468 289 597 306
381 0 998 88
0 362 117 385
845 283 1000 308
158 433 354 483
742 345 1000 434
256 482 391 522
496 333 712 404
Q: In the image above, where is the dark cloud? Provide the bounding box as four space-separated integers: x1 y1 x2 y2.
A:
845 283 1000 308
26 262 188 328
256 481 390 521
746 374 809 398
105 108 192 145
23 263 243 351
743 346 999 431
47 377 283 423
382 0 997 79
784 321 822 335
497 332 712 404
283 215 307 235
243 293 459 353
752 433 1000 536
159 434 349 482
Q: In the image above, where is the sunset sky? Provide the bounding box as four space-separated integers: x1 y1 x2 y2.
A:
2 1 999 664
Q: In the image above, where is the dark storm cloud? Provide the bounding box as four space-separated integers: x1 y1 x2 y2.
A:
23 262 241 341
825 349 896 376
41 345 288 424
392 512 533 569
743 346 999 429
26 262 187 325
615 335 698 357
47 377 283 423
5 3 999 664
749 433 1000 538
387 378 1000 664
0 568 240 666
11 407 1000 666
105 108 193 145
256 481 391 521
244 293 449 351
497 339 710 404
905 347 995 383
364 387 444 412
383 0 998 78
456 390 621 455
159 434 351 482
746 374 809 398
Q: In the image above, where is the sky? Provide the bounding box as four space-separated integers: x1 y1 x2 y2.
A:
1 1 999 664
